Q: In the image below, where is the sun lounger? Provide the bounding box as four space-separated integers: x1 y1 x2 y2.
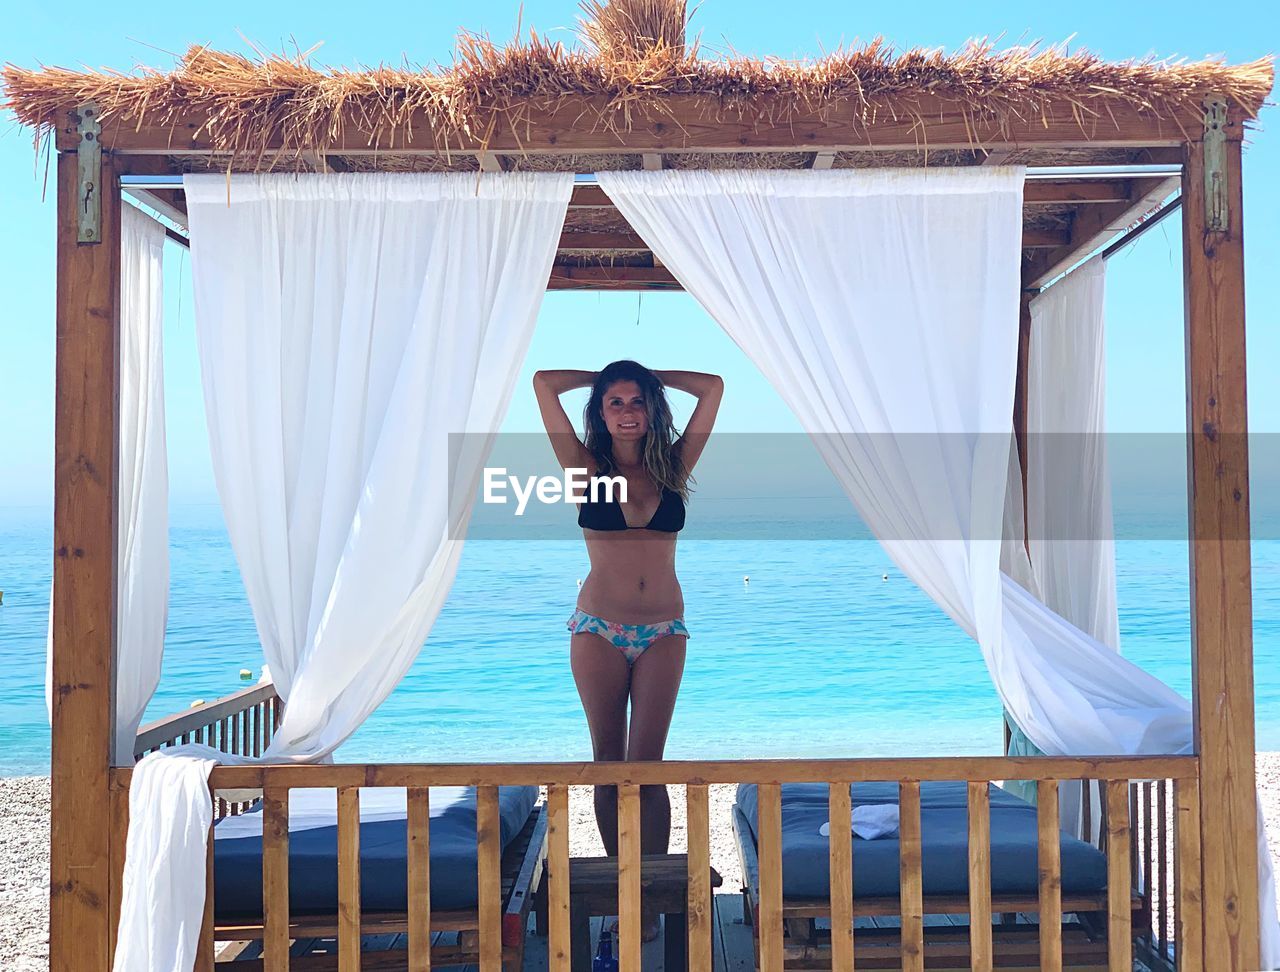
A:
213 785 546 970
734 781 1142 970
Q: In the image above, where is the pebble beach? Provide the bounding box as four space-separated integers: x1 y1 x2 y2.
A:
4 759 1280 970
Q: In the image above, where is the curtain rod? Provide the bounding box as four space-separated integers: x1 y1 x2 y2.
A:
119 163 1181 190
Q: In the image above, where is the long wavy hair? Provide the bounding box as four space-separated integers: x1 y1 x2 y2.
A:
583 360 690 499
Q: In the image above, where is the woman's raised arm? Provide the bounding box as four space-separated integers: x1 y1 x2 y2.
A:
654 370 724 474
533 370 596 472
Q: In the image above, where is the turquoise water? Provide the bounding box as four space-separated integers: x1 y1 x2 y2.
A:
2 502 1279 776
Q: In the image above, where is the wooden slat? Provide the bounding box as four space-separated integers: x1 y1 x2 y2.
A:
828 783 854 971
1037 780 1063 972
898 781 924 972
1183 134 1260 972
617 784 642 972
476 785 503 972
1159 780 1170 951
407 788 431 972
757 783 784 972
338 787 361 972
687 784 713 971
1106 780 1133 971
262 783 291 971
1174 776 1204 972
546 785 571 972
191 755 1199 791
50 146 120 972
967 782 993 971
197 821 216 972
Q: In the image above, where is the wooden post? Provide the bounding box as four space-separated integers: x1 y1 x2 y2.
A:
50 139 120 972
1014 289 1033 544
1183 116 1261 971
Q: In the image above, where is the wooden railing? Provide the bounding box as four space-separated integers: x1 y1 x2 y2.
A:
134 681 281 817
108 754 1201 972
134 682 280 757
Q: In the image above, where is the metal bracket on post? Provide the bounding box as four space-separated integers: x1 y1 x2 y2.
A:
1202 96 1228 233
76 103 102 244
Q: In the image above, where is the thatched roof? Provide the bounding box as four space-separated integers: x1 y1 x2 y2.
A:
1 0 1272 163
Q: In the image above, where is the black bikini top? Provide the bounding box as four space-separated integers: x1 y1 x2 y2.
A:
578 480 686 533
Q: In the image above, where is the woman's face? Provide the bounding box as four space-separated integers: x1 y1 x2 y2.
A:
600 380 649 441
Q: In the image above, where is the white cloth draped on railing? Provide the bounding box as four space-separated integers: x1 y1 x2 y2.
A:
597 166 1280 967
45 203 170 766
1005 256 1116 841
111 172 572 972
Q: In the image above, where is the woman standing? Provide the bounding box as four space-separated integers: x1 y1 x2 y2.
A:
534 360 722 926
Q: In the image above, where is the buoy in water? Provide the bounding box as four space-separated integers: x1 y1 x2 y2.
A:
576 578 582 588
239 668 253 680
743 575 750 584
882 573 889 581
190 699 205 708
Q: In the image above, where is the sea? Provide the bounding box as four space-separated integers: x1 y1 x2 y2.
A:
2 501 1279 776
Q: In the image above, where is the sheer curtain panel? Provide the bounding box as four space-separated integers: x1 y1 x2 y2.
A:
111 172 572 972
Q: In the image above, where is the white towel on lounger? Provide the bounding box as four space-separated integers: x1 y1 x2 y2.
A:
819 805 900 840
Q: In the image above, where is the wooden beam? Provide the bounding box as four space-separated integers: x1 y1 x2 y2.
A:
1184 130 1259 971
558 231 647 250
547 265 681 291
558 220 1066 254
50 145 120 972
71 93 1203 155
74 96 1198 156
566 180 1134 210
1023 181 1134 205
1023 176 1180 288
1022 228 1071 248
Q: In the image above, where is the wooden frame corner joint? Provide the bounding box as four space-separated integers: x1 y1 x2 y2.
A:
75 102 103 244
1202 96 1229 234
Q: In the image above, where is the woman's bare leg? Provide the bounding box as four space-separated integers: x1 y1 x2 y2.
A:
627 634 687 853
625 634 687 940
571 631 632 854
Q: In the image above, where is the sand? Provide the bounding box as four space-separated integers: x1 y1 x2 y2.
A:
5 758 1280 969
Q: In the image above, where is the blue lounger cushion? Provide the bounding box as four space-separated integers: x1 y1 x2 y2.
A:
213 785 539 918
734 781 1107 900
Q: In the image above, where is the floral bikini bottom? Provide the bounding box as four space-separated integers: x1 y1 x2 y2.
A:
566 609 690 665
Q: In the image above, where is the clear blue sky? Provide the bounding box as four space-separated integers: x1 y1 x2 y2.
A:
0 0 1276 507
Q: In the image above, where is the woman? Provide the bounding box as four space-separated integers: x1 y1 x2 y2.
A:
534 360 723 887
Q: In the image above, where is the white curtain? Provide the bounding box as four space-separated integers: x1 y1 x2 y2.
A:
111 172 572 972
1027 256 1119 651
45 203 170 765
1005 256 1116 840
597 166 1279 966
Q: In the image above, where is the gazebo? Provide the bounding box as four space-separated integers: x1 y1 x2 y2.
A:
4 2 1274 970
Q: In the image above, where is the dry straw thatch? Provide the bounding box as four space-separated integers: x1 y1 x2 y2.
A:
1 0 1273 165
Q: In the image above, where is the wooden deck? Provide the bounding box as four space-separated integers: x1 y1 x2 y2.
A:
216 891 1171 971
